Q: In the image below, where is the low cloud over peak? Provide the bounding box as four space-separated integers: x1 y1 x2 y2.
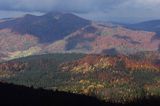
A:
0 0 160 23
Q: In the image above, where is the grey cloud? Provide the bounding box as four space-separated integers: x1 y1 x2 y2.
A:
0 0 126 12
0 0 160 23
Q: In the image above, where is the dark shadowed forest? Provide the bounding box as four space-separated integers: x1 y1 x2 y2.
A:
0 82 160 106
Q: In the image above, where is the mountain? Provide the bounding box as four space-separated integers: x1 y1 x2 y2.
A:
0 12 91 43
0 12 160 105
0 12 90 61
123 20 160 36
47 23 160 54
0 12 160 61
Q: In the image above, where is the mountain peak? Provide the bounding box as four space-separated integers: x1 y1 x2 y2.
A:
23 14 37 18
44 11 64 17
43 11 83 20
0 11 91 43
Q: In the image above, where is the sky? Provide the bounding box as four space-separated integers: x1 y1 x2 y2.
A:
0 0 160 23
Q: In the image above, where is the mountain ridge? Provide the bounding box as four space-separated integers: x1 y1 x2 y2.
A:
0 12 91 43
123 20 160 36
0 12 160 61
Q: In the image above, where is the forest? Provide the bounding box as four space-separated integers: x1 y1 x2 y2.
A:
0 53 159 104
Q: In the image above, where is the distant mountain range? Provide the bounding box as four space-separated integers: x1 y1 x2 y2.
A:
0 12 160 61
123 20 160 36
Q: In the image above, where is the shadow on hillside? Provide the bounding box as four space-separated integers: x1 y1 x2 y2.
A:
0 82 160 106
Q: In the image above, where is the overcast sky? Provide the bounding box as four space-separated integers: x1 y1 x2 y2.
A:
0 0 160 23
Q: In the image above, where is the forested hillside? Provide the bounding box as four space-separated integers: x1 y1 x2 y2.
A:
0 53 159 104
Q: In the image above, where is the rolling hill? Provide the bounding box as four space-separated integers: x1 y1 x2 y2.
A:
0 53 160 104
